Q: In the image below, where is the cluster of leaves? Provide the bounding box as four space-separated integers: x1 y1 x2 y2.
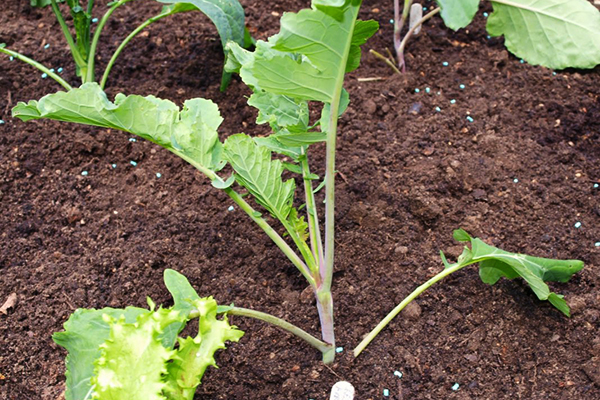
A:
13 0 380 364
396 0 600 70
3 0 247 89
53 269 243 400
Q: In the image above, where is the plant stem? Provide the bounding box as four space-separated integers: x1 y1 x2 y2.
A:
225 188 316 286
369 49 401 75
397 7 441 69
50 0 87 78
100 9 173 89
300 150 324 272
0 47 72 90
394 0 412 67
353 262 465 357
87 0 130 83
211 306 333 355
87 0 94 15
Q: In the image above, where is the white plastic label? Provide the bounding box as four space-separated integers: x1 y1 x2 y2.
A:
330 381 355 400
409 3 424 35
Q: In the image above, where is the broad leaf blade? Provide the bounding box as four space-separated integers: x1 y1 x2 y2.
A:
247 91 309 133
436 0 479 30
52 307 147 400
487 0 600 69
158 0 245 47
226 2 376 102
12 83 225 173
223 134 295 220
92 308 183 400
458 233 584 316
164 298 243 400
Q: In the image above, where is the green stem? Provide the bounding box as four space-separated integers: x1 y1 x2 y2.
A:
0 47 72 90
353 262 466 357
397 7 441 66
87 0 94 15
171 151 315 287
87 0 130 83
100 9 173 89
225 188 316 287
210 306 333 355
300 150 324 273
369 49 402 75
50 0 87 76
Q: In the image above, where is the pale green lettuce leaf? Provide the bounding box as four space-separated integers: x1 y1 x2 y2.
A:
435 0 479 30
91 308 184 400
488 0 600 69
12 83 225 173
164 298 243 400
52 307 148 400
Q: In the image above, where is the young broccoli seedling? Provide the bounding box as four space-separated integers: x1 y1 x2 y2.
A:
2 0 247 89
354 229 584 357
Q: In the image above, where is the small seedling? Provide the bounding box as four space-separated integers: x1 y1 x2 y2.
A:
2 0 248 90
354 229 584 356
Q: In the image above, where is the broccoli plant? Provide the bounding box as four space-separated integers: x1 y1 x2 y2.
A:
386 0 600 71
12 0 378 364
354 229 584 356
1 0 247 90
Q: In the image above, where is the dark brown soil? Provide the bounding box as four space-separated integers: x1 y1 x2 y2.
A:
1 1 599 399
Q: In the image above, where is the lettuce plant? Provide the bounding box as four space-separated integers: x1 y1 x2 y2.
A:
1 0 247 89
53 269 243 400
13 0 378 364
354 229 584 356
389 0 600 71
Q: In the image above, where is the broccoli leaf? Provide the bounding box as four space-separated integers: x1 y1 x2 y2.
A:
12 83 225 174
226 1 377 102
223 134 295 220
91 307 184 400
487 0 600 69
164 298 243 400
157 0 245 47
247 91 309 133
435 0 479 30
52 307 148 400
452 229 584 316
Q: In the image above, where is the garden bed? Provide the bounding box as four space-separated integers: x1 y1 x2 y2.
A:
1 0 599 399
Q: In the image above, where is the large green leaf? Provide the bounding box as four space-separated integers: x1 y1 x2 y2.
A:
452 229 584 316
223 134 295 220
91 308 183 400
12 83 225 174
52 307 148 400
435 0 479 30
247 91 309 134
488 0 600 69
226 0 377 102
164 298 243 400
157 0 245 47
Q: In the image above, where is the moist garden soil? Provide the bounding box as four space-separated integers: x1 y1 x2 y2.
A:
1 0 600 399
